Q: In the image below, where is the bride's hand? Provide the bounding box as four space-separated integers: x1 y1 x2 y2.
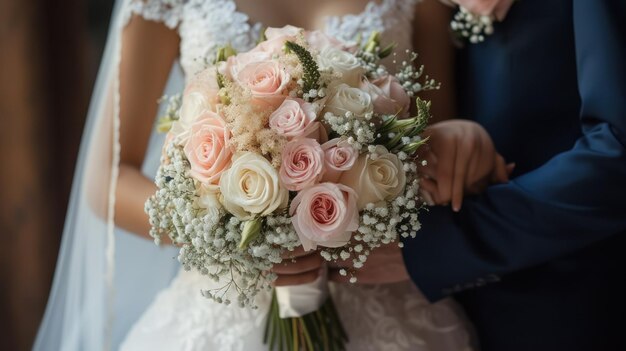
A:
271 247 324 286
418 120 514 211
328 243 410 285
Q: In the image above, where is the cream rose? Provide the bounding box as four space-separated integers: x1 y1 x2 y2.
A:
361 75 410 117
321 138 358 182
317 47 364 87
184 112 232 187
219 152 289 220
236 60 290 108
322 84 373 118
339 145 406 209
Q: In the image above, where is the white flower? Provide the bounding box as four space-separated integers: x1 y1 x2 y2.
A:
339 145 406 210
323 84 373 119
317 47 365 87
219 153 289 219
195 184 222 221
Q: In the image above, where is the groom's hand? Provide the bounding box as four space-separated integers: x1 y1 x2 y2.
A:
418 120 514 211
271 247 324 286
328 243 410 284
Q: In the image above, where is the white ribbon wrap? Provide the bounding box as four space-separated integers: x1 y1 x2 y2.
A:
274 268 329 318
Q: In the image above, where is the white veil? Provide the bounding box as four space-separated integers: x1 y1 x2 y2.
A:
33 1 183 350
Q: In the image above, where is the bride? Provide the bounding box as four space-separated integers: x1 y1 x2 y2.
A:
35 0 475 350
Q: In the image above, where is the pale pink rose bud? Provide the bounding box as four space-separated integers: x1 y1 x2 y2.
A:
289 183 359 251
258 26 350 56
269 98 318 139
305 30 353 52
226 51 272 79
253 25 302 55
361 75 410 117
321 138 358 182
171 66 224 138
183 111 232 187
236 60 290 108
279 138 325 191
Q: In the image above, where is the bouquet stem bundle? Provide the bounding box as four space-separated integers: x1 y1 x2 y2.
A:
264 291 348 351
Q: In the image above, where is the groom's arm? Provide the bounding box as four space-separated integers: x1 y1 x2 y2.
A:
402 0 626 302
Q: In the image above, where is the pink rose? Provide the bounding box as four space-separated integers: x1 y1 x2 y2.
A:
321 139 358 182
184 111 232 187
444 0 514 21
279 138 324 191
260 26 348 53
254 25 301 55
269 98 318 139
236 60 290 108
361 75 410 117
226 51 273 79
305 30 351 52
290 183 359 251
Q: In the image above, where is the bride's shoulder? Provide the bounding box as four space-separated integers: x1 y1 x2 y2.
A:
126 0 189 29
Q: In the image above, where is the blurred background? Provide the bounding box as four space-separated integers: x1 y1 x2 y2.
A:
0 0 114 349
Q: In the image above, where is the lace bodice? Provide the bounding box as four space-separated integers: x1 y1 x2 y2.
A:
125 0 419 78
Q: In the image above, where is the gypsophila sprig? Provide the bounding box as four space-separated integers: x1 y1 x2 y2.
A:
451 6 494 44
395 52 441 97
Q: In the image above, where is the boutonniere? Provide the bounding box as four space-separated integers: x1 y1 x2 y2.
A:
440 0 515 44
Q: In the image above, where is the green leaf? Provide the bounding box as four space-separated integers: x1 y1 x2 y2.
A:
214 44 237 64
378 42 397 59
364 31 381 53
238 218 262 249
284 41 320 94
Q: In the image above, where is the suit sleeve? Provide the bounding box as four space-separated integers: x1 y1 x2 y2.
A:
402 0 626 302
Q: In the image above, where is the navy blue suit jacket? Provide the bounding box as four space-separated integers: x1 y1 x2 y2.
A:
402 1 626 350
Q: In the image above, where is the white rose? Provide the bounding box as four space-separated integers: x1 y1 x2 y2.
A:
339 145 406 210
317 47 364 87
219 152 289 220
323 83 373 118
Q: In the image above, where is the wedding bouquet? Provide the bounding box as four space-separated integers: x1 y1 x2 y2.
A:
147 25 438 350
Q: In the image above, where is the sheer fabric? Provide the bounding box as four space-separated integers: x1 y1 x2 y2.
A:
34 1 183 350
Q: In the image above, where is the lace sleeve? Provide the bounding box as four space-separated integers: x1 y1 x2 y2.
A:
125 0 187 29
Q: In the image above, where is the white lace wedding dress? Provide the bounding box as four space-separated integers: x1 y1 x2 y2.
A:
119 0 474 350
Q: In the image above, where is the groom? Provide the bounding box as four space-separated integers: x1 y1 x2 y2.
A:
276 1 625 349
396 0 626 350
